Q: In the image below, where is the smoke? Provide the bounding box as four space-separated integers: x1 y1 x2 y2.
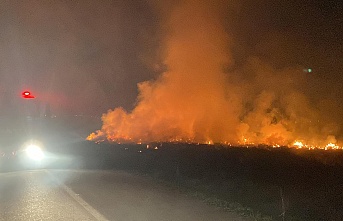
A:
89 0 341 147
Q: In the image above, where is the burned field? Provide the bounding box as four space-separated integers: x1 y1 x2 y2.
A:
69 142 343 221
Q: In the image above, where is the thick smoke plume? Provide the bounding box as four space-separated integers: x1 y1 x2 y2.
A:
88 0 341 147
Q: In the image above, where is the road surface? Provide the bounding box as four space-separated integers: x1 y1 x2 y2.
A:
0 170 248 221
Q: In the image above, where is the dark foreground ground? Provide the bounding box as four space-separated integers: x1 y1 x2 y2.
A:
60 142 343 221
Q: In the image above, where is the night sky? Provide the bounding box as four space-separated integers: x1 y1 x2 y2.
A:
1 0 342 141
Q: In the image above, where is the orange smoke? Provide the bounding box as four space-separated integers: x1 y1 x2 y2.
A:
89 0 240 143
88 0 341 148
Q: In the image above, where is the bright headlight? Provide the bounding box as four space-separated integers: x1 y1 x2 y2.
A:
25 145 44 161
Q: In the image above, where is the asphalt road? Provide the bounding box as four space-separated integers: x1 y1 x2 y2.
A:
0 170 247 221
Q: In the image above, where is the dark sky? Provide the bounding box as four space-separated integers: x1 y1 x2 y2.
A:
0 0 342 116
230 0 342 74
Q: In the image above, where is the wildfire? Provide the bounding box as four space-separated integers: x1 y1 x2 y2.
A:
87 0 342 152
88 134 343 150
287 141 342 150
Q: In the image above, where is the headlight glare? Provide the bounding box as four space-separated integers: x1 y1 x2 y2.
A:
25 145 44 161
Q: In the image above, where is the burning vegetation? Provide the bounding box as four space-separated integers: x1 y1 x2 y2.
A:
88 0 341 150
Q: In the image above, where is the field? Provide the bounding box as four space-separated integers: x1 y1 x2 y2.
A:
62 142 343 221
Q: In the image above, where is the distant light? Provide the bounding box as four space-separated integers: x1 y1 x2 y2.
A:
303 68 312 73
22 91 35 99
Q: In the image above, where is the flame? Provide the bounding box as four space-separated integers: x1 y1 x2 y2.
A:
325 143 340 150
293 141 304 149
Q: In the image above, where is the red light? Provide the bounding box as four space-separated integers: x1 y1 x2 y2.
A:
22 91 35 99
